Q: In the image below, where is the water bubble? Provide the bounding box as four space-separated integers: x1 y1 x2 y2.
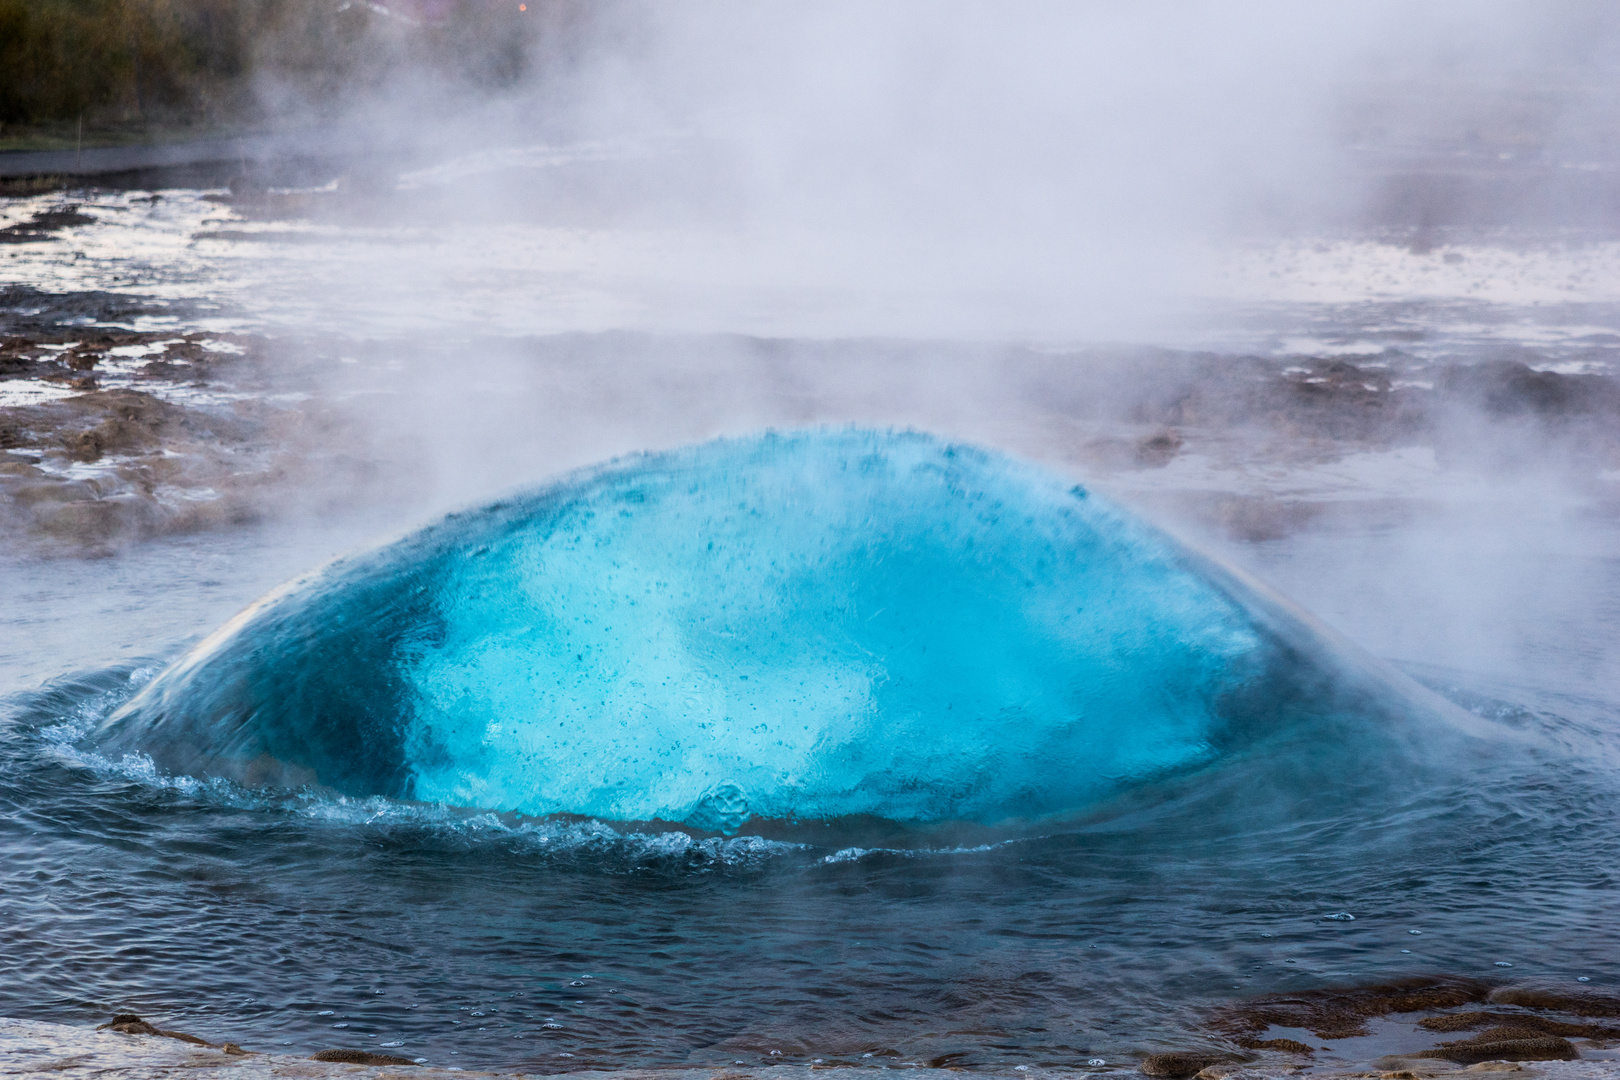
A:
570 981 585 987
581 975 593 979
1409 930 1423 935
1495 962 1514 968
1089 1059 1107 1067
771 1050 783 1056
414 1059 429 1065
863 1054 875 1059
367 1034 378 1039
470 1011 486 1016
607 989 619 994
1015 1067 1030 1072
318 1010 335 1016
544 1023 564 1029
559 1053 574 1058
1323 912 1355 921
382 1042 404 1048
574 1000 584 1004
1401 950 1412 954
332 1023 349 1029
1578 977 1592 983
1285 959 1296 964
815 1059 825 1064
1260 933 1273 938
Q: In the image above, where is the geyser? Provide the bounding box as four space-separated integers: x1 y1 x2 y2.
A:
97 429 1430 832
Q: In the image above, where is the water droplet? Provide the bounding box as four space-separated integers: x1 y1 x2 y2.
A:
1578 977 1592 983
1495 962 1514 967
1409 930 1423 935
570 981 584 987
1323 912 1354 921
1089 1059 1107 1067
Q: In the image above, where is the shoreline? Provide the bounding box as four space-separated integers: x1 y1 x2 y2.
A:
4 1016 1619 1080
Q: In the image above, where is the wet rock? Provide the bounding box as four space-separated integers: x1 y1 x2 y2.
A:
1214 976 1492 1041
311 1046 420 1065
1486 986 1620 1017
94 1012 213 1047
1419 1012 1620 1038
1413 1036 1577 1064
1235 1038 1315 1054
1139 1052 1240 1078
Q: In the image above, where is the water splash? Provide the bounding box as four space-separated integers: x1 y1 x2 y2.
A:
94 428 1448 832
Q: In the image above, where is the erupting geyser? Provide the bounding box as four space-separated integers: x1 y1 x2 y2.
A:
97 430 1437 832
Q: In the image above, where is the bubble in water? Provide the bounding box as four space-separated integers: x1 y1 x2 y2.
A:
1323 912 1355 921
1401 949 1411 954
317 1010 335 1016
382 1041 404 1048
1089 1059 1107 1067
1578 977 1592 983
1260 933 1273 938
332 1023 349 1028
97 429 1444 833
1495 962 1514 968
1015 1067 1030 1072
1409 930 1423 935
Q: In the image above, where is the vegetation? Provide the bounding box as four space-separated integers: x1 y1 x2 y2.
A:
0 0 544 142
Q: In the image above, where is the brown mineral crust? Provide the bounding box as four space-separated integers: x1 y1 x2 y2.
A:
1234 1038 1316 1054
1211 976 1492 1040
311 1047 420 1065
1413 1035 1578 1064
1418 1011 1620 1037
1139 1052 1243 1078
95 1012 214 1047
1486 986 1620 1017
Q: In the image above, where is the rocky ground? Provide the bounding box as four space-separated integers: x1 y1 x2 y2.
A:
6 269 1620 556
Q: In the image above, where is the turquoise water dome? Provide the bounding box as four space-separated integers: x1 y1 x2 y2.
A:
98 429 1414 832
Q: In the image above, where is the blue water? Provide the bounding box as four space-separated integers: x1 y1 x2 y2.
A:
2 429 1618 1070
98 430 1446 834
